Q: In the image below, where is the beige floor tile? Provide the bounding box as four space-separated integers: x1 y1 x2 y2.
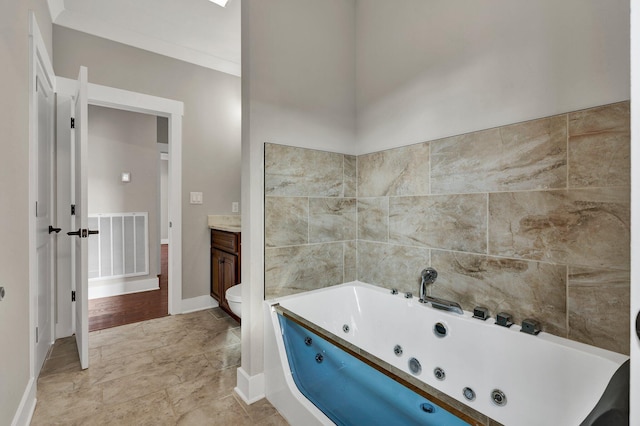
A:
175 395 252 426
33 309 287 425
204 343 241 370
74 391 178 426
166 367 237 416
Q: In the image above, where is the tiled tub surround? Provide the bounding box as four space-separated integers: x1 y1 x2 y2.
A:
264 144 357 299
264 101 630 355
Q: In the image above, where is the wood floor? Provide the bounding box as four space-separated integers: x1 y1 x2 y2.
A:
88 244 169 331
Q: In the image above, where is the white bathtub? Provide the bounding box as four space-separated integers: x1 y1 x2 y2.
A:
264 281 629 426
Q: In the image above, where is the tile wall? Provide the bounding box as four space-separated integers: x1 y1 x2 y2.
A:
264 101 630 354
264 144 357 299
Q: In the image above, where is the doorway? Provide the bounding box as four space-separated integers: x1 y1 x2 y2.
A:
54 77 184 341
85 106 169 331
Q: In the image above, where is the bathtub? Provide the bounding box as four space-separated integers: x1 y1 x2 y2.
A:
264 281 629 426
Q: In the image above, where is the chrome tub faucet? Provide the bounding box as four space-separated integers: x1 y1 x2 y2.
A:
419 267 438 301
418 267 463 315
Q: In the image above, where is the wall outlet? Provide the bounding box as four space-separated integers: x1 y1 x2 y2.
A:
190 192 203 204
232 202 239 213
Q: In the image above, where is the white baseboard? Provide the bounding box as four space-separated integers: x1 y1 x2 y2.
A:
88 277 159 300
181 295 218 314
11 377 36 426
161 238 169 244
234 367 265 404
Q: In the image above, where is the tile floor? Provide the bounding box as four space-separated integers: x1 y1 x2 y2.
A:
31 308 289 425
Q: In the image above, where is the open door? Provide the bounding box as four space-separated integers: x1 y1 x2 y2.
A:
68 66 90 369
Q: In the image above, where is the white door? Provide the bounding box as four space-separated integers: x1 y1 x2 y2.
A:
70 66 90 369
35 61 55 375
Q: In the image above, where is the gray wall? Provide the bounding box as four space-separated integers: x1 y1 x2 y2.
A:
355 0 630 153
88 105 159 283
0 1 52 423
54 26 241 300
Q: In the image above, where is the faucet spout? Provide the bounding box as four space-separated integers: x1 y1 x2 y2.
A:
422 295 464 315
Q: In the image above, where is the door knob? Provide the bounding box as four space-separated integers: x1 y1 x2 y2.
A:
67 229 81 237
636 311 640 341
49 226 62 234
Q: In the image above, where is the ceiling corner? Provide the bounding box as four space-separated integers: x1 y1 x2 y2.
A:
47 0 65 22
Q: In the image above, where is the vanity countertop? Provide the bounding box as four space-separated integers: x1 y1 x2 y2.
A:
208 215 241 233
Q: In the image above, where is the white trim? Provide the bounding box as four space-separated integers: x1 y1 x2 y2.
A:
88 277 159 300
630 0 640 421
161 239 169 245
10 377 36 426
234 368 265 405
181 295 218 314
56 77 184 316
54 10 240 77
28 9 56 387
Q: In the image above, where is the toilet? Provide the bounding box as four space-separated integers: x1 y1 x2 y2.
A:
225 283 242 318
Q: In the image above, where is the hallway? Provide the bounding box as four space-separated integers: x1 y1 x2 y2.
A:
88 244 170 332
31 308 287 425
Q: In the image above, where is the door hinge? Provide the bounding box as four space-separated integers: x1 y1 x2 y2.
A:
36 327 39 343
71 118 75 129
71 291 76 302
35 201 38 217
71 204 76 215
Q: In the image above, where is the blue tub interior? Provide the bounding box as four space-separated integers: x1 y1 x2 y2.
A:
278 314 471 426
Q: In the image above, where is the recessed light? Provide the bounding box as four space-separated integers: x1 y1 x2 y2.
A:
209 0 229 7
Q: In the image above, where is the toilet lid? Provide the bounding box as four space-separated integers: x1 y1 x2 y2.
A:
226 284 242 302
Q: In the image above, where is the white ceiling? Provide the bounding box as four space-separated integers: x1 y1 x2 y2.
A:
48 0 241 76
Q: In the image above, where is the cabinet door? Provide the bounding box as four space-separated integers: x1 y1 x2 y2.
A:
210 249 222 301
219 251 238 310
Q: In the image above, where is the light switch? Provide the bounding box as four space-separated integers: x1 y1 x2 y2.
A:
190 192 203 204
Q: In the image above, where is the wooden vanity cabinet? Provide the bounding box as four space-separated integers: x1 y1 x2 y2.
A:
210 229 241 322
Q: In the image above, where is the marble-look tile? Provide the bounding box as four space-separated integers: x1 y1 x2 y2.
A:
204 343 241 370
569 102 630 188
265 143 344 197
389 194 487 253
77 391 177 426
37 368 89 394
39 350 82 377
166 367 238 416
265 197 308 247
234 393 279 422
88 351 156 385
100 364 182 405
33 310 284 426
358 143 430 197
489 188 630 269
309 198 356 243
431 115 567 193
568 267 630 355
176 394 252 426
431 251 568 335
344 240 357 282
89 321 146 349
344 155 357 197
357 197 389 242
265 243 345 299
357 241 430 294
31 386 104 424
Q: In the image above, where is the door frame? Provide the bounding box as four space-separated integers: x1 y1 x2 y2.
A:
55 78 184 325
28 11 56 384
